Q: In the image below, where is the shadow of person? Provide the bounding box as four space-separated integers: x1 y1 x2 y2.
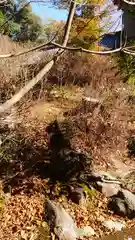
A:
46 120 92 184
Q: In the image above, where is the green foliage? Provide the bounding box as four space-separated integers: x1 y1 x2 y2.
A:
3 20 20 36
0 10 4 27
81 184 98 198
25 13 43 41
71 16 102 48
128 75 135 85
0 0 43 41
116 37 135 85
15 5 31 23
36 224 50 240
116 51 135 84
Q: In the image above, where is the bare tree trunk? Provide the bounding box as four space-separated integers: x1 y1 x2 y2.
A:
0 1 76 114
62 1 76 47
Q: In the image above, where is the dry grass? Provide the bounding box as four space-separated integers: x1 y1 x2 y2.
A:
67 87 135 170
0 35 54 105
48 52 120 87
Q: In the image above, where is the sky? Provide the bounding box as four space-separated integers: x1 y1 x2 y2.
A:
32 3 68 22
32 1 122 33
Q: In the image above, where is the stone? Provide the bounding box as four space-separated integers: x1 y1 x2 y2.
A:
45 199 95 240
77 226 95 237
69 186 87 205
97 181 121 197
45 199 79 240
103 220 125 231
108 189 135 219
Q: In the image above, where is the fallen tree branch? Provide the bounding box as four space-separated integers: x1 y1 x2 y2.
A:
0 60 54 114
2 0 134 114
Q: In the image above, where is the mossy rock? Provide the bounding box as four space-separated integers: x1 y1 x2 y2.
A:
80 184 98 198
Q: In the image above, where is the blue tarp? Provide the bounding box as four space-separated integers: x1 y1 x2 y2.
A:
99 32 121 49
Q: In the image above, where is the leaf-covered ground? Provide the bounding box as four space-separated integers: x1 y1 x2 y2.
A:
0 176 135 240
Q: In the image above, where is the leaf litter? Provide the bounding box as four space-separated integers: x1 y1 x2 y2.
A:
0 176 134 240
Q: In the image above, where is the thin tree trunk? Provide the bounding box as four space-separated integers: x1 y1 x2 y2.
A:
62 1 76 47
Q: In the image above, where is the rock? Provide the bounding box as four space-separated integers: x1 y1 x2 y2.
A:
69 186 87 205
77 226 95 237
103 220 125 231
45 199 95 240
108 197 127 216
108 189 135 219
45 199 79 240
97 181 121 197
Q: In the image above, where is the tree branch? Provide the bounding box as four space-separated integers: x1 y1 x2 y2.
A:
122 48 135 55
122 0 135 4
49 41 135 56
0 40 53 58
50 41 122 54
